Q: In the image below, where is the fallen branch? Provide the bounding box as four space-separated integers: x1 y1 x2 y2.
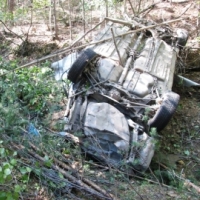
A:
139 2 159 15
60 18 105 53
105 17 133 27
175 3 193 19
21 137 117 200
0 17 184 76
127 0 136 16
184 180 200 193
157 161 200 194
27 149 111 200
171 0 189 3
0 20 24 41
110 27 124 67
1 133 116 200
28 138 119 200
54 158 118 200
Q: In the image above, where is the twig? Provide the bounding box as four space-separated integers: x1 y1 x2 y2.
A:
69 80 107 98
184 180 200 193
110 27 123 67
58 131 81 143
0 20 24 41
68 18 105 50
54 158 118 200
1 133 115 200
137 0 142 16
127 0 136 16
139 2 159 15
28 139 119 200
156 161 200 193
175 3 193 19
27 149 111 200
105 17 133 27
0 17 184 76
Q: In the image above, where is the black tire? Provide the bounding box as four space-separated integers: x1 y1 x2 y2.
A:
148 92 180 132
67 48 98 83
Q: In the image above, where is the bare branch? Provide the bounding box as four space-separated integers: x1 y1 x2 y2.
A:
110 27 123 67
0 17 184 76
127 0 136 16
175 3 193 19
0 20 24 41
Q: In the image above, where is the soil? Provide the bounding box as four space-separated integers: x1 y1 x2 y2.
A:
1 0 200 199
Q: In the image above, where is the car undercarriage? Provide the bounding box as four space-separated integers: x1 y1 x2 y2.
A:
52 17 188 172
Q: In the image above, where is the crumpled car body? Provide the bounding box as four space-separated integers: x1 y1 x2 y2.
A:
52 19 188 172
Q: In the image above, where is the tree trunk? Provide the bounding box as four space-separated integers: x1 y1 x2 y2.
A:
69 0 72 41
105 0 108 17
49 0 52 34
82 0 85 35
7 0 15 25
53 0 59 39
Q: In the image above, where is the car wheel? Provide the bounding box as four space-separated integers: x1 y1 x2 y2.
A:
67 48 98 83
148 92 180 132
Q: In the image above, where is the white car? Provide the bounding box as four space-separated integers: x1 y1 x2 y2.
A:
53 19 188 172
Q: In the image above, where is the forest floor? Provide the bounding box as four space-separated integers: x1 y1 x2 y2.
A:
1 0 200 199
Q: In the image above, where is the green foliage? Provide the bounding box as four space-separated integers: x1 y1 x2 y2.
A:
149 127 157 137
33 0 51 9
0 56 66 198
142 107 151 122
0 57 63 134
0 140 29 200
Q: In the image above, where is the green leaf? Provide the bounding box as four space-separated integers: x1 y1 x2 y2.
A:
10 159 17 166
44 160 52 167
4 168 11 176
0 192 7 200
20 168 27 174
14 185 22 193
0 148 5 155
58 172 64 179
0 172 5 184
21 174 29 183
44 155 49 161
184 150 190 156
26 167 32 173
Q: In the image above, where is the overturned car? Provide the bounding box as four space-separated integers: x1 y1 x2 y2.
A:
52 18 188 172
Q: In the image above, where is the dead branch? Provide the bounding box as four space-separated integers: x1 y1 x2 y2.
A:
139 2 159 15
171 0 189 3
105 17 133 27
157 161 200 194
137 0 142 16
127 0 136 16
175 3 193 19
26 149 111 200
184 180 200 193
54 158 119 200
58 132 81 143
0 20 24 41
59 18 105 54
110 27 123 67
28 135 119 199
12 135 119 200
0 17 184 76
7 138 113 200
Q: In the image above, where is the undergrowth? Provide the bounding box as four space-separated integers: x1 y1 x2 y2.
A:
0 57 199 200
0 57 66 199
